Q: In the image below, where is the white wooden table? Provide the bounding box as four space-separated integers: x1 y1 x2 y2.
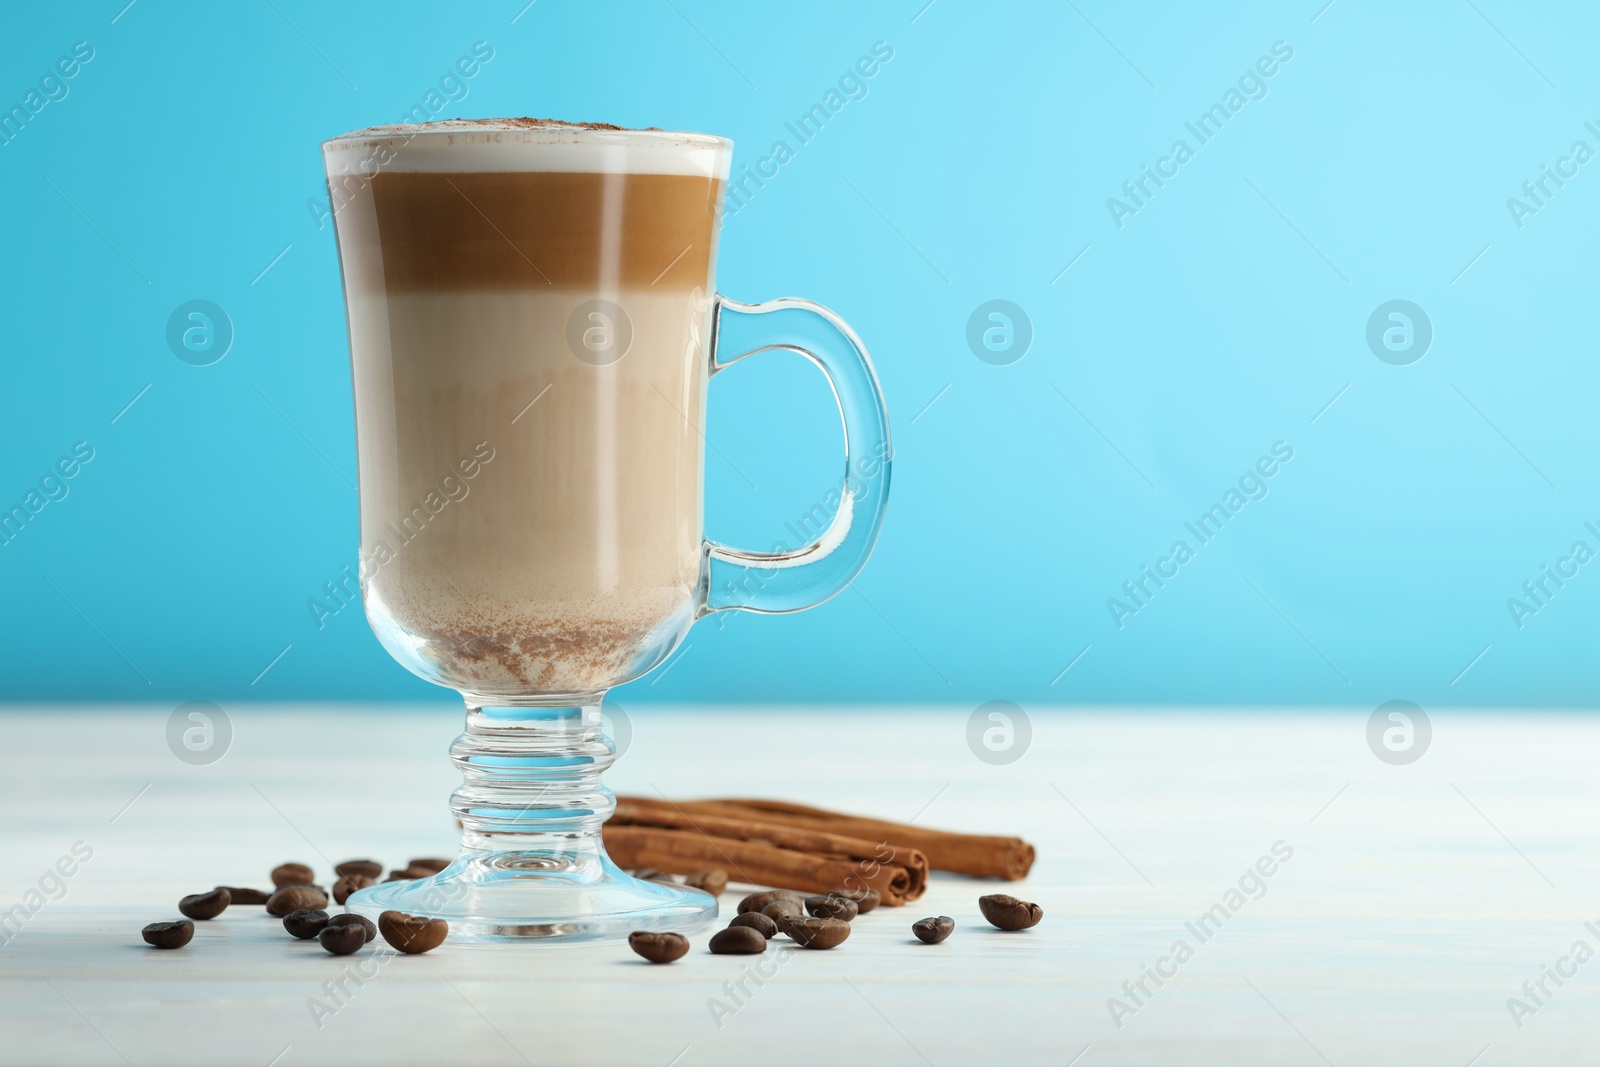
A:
0 705 1590 1066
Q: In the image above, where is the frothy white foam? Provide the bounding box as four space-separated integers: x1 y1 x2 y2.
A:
322 119 732 178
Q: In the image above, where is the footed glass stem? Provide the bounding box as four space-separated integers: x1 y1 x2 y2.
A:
346 697 717 941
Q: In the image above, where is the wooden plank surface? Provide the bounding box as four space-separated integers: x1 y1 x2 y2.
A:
0 705 1590 1066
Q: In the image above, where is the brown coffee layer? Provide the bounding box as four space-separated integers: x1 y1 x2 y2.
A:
351 171 721 290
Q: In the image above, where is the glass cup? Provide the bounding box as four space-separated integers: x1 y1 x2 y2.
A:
320 120 891 940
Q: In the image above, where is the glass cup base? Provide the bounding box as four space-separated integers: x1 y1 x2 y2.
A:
345 850 719 942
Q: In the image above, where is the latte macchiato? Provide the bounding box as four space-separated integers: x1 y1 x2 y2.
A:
323 118 891 940
324 121 729 696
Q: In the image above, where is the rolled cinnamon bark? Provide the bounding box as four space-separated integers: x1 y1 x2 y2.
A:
611 798 928 882
601 825 923 905
614 796 1034 880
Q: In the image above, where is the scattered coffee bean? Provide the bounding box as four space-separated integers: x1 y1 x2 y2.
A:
178 888 231 920
761 899 802 923
805 894 858 922
737 889 804 914
634 868 679 884
728 912 778 939
407 858 451 873
142 920 194 949
271 863 314 889
979 894 1043 931
283 909 330 940
709 926 766 954
327 913 377 944
685 868 729 896
912 916 954 944
333 859 384 880
332 874 375 905
628 930 690 963
832 886 882 913
318 922 366 955
266 885 328 917
219 886 271 906
385 867 430 882
783 916 852 949
378 910 448 954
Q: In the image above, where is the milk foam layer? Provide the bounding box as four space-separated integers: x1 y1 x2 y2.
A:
323 118 732 178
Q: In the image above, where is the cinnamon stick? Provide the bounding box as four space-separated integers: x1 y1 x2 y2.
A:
606 798 926 903
610 798 927 882
614 796 1034 881
602 825 921 905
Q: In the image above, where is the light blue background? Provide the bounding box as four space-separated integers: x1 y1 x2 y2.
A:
2 0 1596 708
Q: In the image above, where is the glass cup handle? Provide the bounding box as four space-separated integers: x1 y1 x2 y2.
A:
698 295 893 617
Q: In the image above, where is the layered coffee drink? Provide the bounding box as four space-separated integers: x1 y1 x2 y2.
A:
324 120 730 696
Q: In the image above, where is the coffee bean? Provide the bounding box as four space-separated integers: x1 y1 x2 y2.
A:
685 868 729 896
142 920 194 949
761 899 802 923
178 888 230 920
912 916 954 944
334 859 384 880
407 858 451 873
378 910 448 954
979 894 1043 931
628 930 690 963
266 885 328 916
633 868 679 884
831 886 882 914
783 916 851 949
332 874 375 905
327 913 377 943
805 894 858 922
708 926 766 954
318 922 366 955
271 863 314 889
385 867 430 882
283 909 330 939
728 912 777 939
737 889 804 914
219 886 271 906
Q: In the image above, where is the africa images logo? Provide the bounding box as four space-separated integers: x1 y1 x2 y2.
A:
966 701 1031 765
166 701 232 766
1365 300 1431 366
1366 701 1430 765
966 301 1032 366
166 300 233 366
